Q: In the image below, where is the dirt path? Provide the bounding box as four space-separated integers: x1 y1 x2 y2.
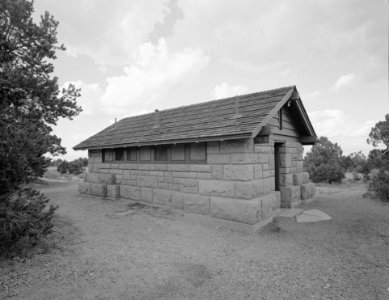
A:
1 181 388 299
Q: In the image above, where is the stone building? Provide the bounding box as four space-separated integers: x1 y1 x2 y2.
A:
74 86 317 227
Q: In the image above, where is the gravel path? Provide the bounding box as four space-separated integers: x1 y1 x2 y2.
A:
1 181 388 299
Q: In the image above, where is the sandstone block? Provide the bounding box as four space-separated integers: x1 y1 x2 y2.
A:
231 153 259 164
138 164 155 170
260 192 279 219
177 178 198 193
296 161 304 172
140 187 153 203
223 165 253 181
120 185 141 200
173 171 197 178
137 176 156 188
300 183 316 200
211 165 223 179
254 164 263 179
280 186 301 208
156 164 168 171
153 188 172 205
78 182 91 194
106 184 120 198
199 180 234 197
171 191 185 209
293 173 304 186
184 194 210 215
302 172 309 184
207 154 231 164
168 164 189 171
198 172 212 179
190 165 211 172
90 183 107 197
254 145 272 154
280 174 293 186
220 139 251 153
150 171 164 176
207 141 219 154
234 181 256 199
210 197 260 224
280 154 292 168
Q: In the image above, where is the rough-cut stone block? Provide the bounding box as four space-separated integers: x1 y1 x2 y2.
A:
140 187 153 203
207 141 219 154
220 139 250 153
231 153 259 164
207 154 231 164
254 145 272 154
280 186 301 208
234 181 256 199
223 165 253 181
138 164 155 170
210 197 260 224
150 171 164 176
280 174 293 186
106 184 119 198
300 183 316 200
184 194 210 215
100 173 116 184
211 165 223 179
280 154 292 168
293 173 304 186
263 177 273 194
90 183 107 197
168 164 189 171
198 172 212 179
260 192 279 219
302 172 309 184
177 178 198 193
120 185 140 200
254 164 263 179
173 171 197 178
296 161 304 172
137 176 156 188
153 188 172 205
156 164 168 171
171 191 185 209
79 182 91 194
190 165 211 173
199 180 234 197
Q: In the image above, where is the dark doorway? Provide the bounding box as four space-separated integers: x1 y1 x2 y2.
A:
274 143 282 191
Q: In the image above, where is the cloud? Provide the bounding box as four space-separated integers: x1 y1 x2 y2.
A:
211 83 249 99
309 109 375 154
100 38 210 114
304 90 320 99
332 73 356 90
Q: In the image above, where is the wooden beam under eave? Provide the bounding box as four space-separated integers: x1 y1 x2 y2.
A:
300 136 318 145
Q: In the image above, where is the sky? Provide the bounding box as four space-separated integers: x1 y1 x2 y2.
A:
33 0 388 160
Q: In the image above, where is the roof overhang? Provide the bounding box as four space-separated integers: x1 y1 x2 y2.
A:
73 132 253 151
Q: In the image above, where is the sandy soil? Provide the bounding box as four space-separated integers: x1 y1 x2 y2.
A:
1 181 388 299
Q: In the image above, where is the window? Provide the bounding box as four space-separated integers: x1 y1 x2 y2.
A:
155 145 168 161
102 149 113 162
139 146 151 161
171 144 185 161
115 148 124 161
189 143 206 161
126 147 137 161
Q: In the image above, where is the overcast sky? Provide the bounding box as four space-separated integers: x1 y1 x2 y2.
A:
33 0 388 160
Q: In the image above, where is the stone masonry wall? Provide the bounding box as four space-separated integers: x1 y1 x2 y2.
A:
80 139 281 225
278 141 315 208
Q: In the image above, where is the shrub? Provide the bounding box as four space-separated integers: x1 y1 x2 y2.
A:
0 188 57 256
57 158 87 175
368 169 389 202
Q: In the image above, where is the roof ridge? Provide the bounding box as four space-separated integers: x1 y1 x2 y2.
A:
119 85 295 122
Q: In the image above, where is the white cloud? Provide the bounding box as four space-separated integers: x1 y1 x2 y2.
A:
309 109 375 154
304 90 320 99
332 73 356 90
211 83 249 99
100 38 210 114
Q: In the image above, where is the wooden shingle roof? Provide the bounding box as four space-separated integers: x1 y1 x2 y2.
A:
74 86 307 150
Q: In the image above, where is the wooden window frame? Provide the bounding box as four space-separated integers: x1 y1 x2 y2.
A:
101 143 207 164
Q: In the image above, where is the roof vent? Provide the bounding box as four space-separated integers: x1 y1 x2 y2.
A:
153 109 160 128
232 97 242 119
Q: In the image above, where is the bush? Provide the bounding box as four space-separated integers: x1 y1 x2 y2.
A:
57 157 87 175
368 169 389 202
0 188 57 256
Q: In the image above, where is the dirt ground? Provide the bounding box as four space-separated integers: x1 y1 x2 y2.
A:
1 180 388 300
